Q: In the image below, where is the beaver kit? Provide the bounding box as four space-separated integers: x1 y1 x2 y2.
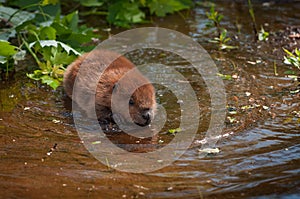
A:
63 50 157 128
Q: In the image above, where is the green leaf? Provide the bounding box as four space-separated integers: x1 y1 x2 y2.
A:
148 0 191 17
168 128 181 135
40 75 60 89
26 39 80 90
220 44 238 50
223 37 231 43
0 40 17 57
62 11 79 32
50 22 72 36
295 48 300 57
49 44 77 65
283 48 295 57
148 0 174 17
217 73 232 80
283 48 300 69
107 1 145 27
220 29 227 40
208 39 219 43
49 12 97 50
0 6 35 40
283 56 291 65
77 0 104 7
284 70 296 75
40 26 57 40
140 0 146 6
258 26 269 41
27 69 46 80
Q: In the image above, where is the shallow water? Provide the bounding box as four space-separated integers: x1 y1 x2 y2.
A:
1 1 300 198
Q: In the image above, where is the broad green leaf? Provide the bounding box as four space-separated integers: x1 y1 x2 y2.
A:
51 22 72 36
40 75 60 89
148 0 175 17
148 0 191 17
0 6 35 40
49 79 60 89
49 44 77 65
40 26 56 40
62 11 79 32
0 40 17 57
107 1 145 27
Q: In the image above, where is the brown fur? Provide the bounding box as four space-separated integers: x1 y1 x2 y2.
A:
63 50 156 126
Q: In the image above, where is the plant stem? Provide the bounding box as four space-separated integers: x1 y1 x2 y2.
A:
274 61 278 76
105 157 111 170
21 36 41 66
247 0 258 40
5 59 9 79
215 21 221 36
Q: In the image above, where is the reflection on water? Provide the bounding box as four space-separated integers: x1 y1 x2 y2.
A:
1 1 300 198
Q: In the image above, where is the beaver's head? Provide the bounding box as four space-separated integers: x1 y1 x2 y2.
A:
128 84 156 126
111 81 156 127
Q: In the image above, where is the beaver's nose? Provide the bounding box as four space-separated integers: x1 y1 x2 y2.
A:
142 109 152 125
142 111 150 120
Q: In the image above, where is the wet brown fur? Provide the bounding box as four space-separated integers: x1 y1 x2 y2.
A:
63 50 156 126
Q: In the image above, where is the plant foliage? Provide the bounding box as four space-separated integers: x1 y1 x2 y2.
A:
82 0 193 28
283 48 300 70
258 26 269 41
0 0 193 88
25 40 80 89
209 29 238 50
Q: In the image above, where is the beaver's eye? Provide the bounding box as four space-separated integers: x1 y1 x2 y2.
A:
129 98 134 106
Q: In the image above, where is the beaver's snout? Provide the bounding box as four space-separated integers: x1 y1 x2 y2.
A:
140 109 152 126
132 108 153 127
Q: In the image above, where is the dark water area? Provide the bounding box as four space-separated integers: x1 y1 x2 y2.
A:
1 1 299 199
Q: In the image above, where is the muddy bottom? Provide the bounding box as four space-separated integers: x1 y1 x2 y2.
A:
1 1 300 199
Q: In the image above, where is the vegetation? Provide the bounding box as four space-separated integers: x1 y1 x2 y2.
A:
208 29 238 50
0 0 193 89
206 6 237 50
168 128 181 135
283 48 300 70
258 26 269 41
206 5 223 35
0 40 20 77
247 0 258 40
